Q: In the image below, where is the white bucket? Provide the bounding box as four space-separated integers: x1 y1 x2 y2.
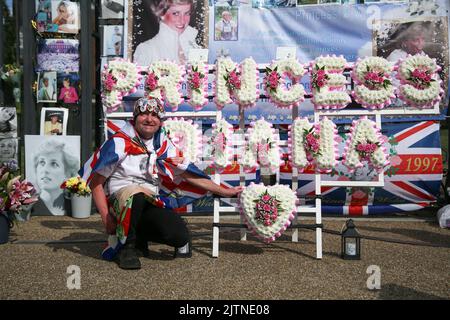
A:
71 194 92 219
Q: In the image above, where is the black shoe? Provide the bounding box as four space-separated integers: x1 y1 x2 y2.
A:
135 240 150 258
174 240 192 258
119 245 141 270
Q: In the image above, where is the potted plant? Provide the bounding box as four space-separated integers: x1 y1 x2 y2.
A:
0 160 39 244
60 176 92 219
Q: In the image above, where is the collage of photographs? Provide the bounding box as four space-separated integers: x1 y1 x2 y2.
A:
34 0 80 139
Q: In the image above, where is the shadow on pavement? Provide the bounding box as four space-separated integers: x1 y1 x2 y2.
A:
356 225 450 248
40 220 104 233
45 232 106 261
378 283 446 300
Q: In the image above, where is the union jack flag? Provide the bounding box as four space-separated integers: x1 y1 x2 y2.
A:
281 121 443 215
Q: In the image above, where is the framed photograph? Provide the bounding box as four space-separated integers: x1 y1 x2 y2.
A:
103 25 125 57
129 0 209 66
57 73 80 104
0 107 17 138
36 0 80 34
37 38 80 73
100 0 125 19
37 71 58 103
0 138 18 164
40 107 69 136
25 135 80 216
214 6 239 41
373 18 449 102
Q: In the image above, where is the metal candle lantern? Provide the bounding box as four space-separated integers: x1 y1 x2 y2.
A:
341 219 361 260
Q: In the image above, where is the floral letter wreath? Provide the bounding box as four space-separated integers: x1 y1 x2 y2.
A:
289 117 338 173
351 57 395 109
145 61 185 112
102 59 142 112
210 119 234 171
311 55 351 110
264 58 306 109
163 118 202 164
342 117 390 173
396 54 444 109
239 183 297 243
187 61 209 111
215 57 259 109
240 118 281 174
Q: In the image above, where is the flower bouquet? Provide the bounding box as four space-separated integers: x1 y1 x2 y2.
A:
0 160 39 226
60 176 91 196
61 176 92 219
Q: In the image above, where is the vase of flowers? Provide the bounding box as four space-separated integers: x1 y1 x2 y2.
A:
0 160 39 244
61 176 92 219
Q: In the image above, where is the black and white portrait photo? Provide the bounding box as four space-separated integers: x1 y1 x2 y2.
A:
0 107 17 138
40 107 68 136
25 135 80 216
100 0 125 19
0 138 18 164
130 0 209 66
37 71 58 103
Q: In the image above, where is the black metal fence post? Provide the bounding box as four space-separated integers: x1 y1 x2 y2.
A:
80 0 94 164
22 0 37 135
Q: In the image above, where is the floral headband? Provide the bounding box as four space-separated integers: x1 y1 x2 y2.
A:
133 97 165 119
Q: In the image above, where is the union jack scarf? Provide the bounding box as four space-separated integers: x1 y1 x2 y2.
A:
79 121 209 257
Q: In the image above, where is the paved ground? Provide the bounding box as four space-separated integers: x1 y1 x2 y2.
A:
0 215 449 300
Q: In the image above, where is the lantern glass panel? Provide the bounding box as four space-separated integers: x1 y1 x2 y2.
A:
345 238 357 256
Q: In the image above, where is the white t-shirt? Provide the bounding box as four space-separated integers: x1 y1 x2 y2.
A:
99 137 159 196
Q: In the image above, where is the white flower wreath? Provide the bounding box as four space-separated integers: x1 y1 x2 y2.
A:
102 59 142 112
239 183 297 243
289 117 338 173
210 119 234 171
310 55 351 110
240 118 282 174
396 54 444 109
146 61 185 111
163 118 202 164
342 117 390 173
351 56 395 109
214 57 259 109
264 58 306 109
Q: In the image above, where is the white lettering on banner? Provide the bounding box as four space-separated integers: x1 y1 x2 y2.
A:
366 265 381 290
66 265 81 290
215 57 259 109
366 6 381 31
